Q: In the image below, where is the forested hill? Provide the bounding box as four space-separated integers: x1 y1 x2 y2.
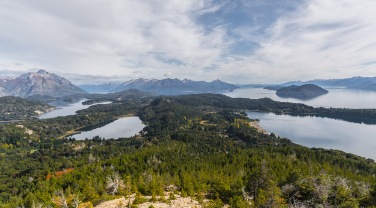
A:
276 84 328 99
0 96 54 121
169 93 376 124
81 89 155 105
1 93 376 207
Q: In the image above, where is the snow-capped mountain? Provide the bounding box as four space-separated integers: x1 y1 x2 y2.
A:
0 70 87 97
112 78 238 95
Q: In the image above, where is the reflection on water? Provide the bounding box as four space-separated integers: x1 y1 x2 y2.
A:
224 87 376 108
247 111 376 160
71 117 145 140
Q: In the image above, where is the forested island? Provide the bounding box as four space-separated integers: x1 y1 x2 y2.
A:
1 92 376 207
276 84 328 100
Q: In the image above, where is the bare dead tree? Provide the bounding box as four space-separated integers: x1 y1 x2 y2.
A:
32 201 44 208
106 172 124 196
72 195 80 208
55 190 68 208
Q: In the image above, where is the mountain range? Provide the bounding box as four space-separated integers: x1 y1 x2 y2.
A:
0 70 87 97
0 70 238 98
282 76 376 91
3 69 376 99
79 83 120 93
81 78 239 95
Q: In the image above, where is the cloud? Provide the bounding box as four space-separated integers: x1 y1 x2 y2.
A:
227 0 376 83
163 72 173 77
0 0 375 84
0 0 228 79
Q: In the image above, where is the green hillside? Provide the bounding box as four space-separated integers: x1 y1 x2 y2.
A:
0 94 376 207
0 96 54 121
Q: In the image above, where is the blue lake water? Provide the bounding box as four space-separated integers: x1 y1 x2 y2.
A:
37 89 376 159
39 100 111 119
224 87 376 108
246 111 376 160
71 117 145 140
223 87 376 159
39 100 144 140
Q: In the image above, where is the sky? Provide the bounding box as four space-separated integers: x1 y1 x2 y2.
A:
0 0 376 84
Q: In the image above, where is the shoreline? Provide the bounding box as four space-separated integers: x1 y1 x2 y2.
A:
249 121 268 134
60 113 136 139
116 113 135 119
0 120 23 124
59 129 82 139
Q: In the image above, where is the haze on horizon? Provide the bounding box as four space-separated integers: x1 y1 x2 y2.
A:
1 0 376 84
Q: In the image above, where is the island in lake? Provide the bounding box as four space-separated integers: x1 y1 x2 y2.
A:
276 84 329 100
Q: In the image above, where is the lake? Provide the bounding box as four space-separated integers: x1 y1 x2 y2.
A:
71 117 145 140
224 87 376 108
247 111 376 160
39 100 111 119
223 87 376 159
37 89 376 158
39 100 145 140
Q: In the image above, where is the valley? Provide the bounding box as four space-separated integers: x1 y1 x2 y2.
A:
2 1 376 207
1 90 376 207
1 70 376 207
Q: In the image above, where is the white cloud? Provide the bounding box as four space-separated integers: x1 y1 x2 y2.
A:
1 0 376 84
220 0 376 83
0 0 229 81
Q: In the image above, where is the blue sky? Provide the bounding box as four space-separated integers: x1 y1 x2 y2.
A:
0 0 376 84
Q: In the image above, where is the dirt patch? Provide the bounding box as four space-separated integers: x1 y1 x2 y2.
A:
199 120 216 126
94 197 127 208
94 193 209 208
249 121 268 134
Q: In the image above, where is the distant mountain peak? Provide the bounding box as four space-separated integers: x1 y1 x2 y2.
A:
36 69 48 74
0 70 87 98
111 78 238 95
282 76 376 91
212 79 229 84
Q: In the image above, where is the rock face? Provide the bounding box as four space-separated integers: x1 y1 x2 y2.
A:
0 70 86 97
112 78 238 95
276 84 328 100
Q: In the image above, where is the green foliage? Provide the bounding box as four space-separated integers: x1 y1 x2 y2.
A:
1 93 376 207
229 195 251 208
168 192 176 200
133 192 148 205
0 96 53 121
203 198 224 208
